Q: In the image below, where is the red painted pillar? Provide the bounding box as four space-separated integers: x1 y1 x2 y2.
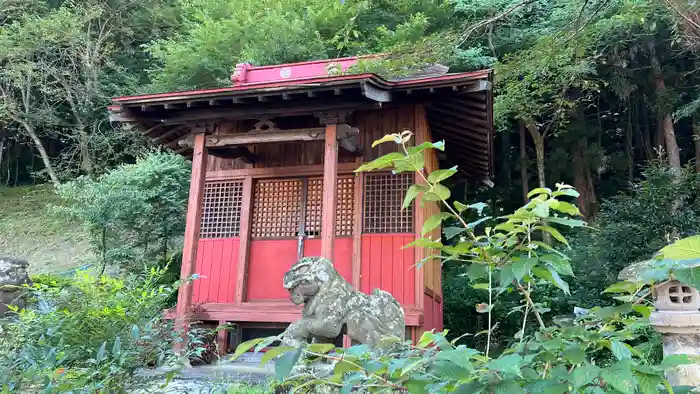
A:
175 132 207 352
321 124 338 259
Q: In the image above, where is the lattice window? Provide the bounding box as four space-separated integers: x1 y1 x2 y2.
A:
251 179 302 238
305 177 355 237
363 173 413 233
200 181 244 238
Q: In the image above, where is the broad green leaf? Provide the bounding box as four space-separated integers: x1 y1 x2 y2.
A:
467 263 488 280
601 360 637 394
552 188 580 198
604 281 638 294
130 325 140 340
393 152 424 173
527 187 552 198
468 202 488 215
532 202 550 218
486 354 523 377
423 184 451 202
570 363 601 389
96 342 107 362
541 254 574 276
537 225 569 246
112 336 121 356
632 304 653 318
673 267 700 290
494 380 526 394
547 216 586 227
422 213 451 235
454 201 469 213
660 354 693 369
511 257 537 281
658 235 700 260
407 140 445 153
635 372 662 394
472 283 491 290
355 152 404 172
275 347 303 380
230 337 266 361
403 184 428 209
443 226 466 240
467 216 492 229
260 346 295 366
562 345 586 364
307 343 336 354
428 166 457 183
372 134 401 147
406 380 428 394
404 238 443 249
609 340 633 360
550 200 582 216
532 266 570 294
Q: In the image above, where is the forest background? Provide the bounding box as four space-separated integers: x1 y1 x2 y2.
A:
3 0 700 354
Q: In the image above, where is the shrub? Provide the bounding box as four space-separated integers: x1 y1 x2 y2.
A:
55 151 190 274
0 266 187 393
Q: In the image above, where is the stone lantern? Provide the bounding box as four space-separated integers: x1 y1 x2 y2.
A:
620 262 700 388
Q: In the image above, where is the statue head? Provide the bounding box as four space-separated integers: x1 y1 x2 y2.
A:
0 257 29 287
283 257 335 305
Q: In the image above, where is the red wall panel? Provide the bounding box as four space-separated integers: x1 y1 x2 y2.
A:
422 293 444 332
192 238 239 304
360 234 415 305
246 238 355 301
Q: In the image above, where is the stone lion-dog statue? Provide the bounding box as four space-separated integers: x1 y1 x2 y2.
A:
281 256 405 347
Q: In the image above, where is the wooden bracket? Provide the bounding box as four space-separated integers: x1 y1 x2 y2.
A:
314 110 352 125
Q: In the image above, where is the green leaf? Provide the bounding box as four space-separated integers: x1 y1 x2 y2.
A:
660 354 693 369
546 216 586 227
372 134 401 147
428 166 457 183
537 226 569 246
570 363 601 389
494 380 526 394
632 304 653 318
307 343 336 354
468 202 488 215
407 140 445 153
609 340 633 361
467 216 492 230
467 263 488 280
454 201 469 213
96 342 107 362
635 372 662 394
393 152 424 173
541 254 574 276
355 152 405 172
552 188 580 198
443 226 466 240
403 184 428 209
486 354 523 377
532 266 570 294
472 283 491 291
658 235 700 260
423 184 451 202
550 200 582 216
130 325 140 340
562 345 586 364
601 360 637 394
275 347 303 381
532 202 550 218
673 267 700 290
230 337 266 361
260 346 295 366
603 281 638 294
406 379 428 394
527 187 552 198
422 213 451 235
112 336 121 356
404 238 443 249
511 257 537 281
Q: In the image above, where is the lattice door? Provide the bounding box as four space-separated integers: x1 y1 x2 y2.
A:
199 180 244 238
363 172 413 233
251 179 303 238
305 176 355 237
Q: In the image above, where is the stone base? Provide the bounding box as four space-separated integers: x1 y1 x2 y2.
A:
651 311 700 388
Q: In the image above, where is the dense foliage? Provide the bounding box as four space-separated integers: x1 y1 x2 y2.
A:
0 267 185 393
54 151 189 273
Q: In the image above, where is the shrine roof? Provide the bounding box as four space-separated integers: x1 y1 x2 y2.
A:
108 56 494 180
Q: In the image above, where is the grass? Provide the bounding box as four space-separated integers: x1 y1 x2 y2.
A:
0 184 93 274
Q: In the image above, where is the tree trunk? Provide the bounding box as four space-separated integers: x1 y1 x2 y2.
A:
0 138 4 185
649 41 681 171
78 126 94 176
500 125 512 193
530 129 546 188
626 106 634 183
571 137 597 219
519 120 529 203
694 118 700 172
19 120 60 185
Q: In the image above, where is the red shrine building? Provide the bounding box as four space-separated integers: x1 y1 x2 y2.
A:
108 56 493 352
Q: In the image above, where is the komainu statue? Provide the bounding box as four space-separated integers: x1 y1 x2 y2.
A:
281 256 405 347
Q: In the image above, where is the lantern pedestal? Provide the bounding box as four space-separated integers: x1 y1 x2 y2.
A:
650 309 700 387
